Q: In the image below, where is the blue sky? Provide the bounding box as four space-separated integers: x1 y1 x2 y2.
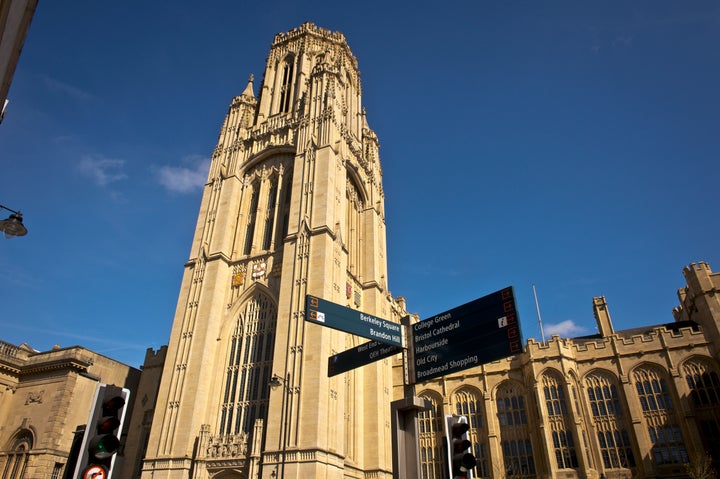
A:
1 1 718 368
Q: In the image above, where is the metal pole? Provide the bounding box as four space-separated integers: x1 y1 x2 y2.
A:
532 284 546 343
391 316 430 479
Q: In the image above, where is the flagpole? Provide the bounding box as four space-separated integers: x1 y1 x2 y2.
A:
532 284 546 343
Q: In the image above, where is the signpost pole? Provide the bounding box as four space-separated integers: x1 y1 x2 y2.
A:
391 315 429 479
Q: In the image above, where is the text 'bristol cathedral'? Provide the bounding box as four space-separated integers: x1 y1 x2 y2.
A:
141 22 407 479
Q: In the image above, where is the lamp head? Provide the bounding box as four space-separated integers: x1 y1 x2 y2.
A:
0 211 27 239
269 374 283 389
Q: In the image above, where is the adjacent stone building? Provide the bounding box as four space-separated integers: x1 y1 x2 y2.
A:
0 342 141 478
405 261 720 479
0 343 166 479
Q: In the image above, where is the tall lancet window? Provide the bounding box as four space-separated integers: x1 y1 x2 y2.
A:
418 392 444 479
346 176 363 277
243 184 260 255
496 382 534 477
262 178 278 250
219 292 277 436
279 176 292 244
278 58 294 114
633 366 688 465
584 372 635 469
683 359 720 459
542 371 579 469
454 388 489 478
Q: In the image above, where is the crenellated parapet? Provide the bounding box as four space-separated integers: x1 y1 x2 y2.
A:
270 22 358 80
525 323 706 357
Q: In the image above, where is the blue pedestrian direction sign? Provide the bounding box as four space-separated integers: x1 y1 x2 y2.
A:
306 295 404 347
328 340 403 377
411 287 522 383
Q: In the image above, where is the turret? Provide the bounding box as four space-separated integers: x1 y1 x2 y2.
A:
592 296 615 337
673 262 720 359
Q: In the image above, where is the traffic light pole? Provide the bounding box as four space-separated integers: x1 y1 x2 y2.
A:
391 316 431 479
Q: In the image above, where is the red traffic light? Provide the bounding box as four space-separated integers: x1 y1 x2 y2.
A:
453 438 472 453
101 396 125 415
97 416 121 434
451 422 470 436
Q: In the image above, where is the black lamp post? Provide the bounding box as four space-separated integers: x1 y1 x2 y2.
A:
0 205 28 238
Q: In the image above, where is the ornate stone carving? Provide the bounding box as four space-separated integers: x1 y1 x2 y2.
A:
25 390 43 404
205 433 249 459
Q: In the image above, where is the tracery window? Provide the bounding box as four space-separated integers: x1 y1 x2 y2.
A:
633 367 688 465
454 388 488 478
241 163 292 256
278 58 294 114
496 382 535 477
243 184 260 255
683 359 720 459
418 392 444 479
279 177 292 244
1 431 32 479
262 179 278 250
585 372 635 469
542 372 578 469
346 176 363 277
219 292 276 435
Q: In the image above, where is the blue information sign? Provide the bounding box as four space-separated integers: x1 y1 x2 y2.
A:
328 340 403 377
411 287 522 382
305 295 403 347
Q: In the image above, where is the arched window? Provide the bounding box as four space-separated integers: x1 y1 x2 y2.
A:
243 183 260 255
496 382 534 477
261 178 278 250
541 372 578 469
346 176 363 277
584 371 635 469
218 292 277 435
454 388 488 478
278 59 294 114
682 359 720 459
278 176 292 245
241 162 292 256
2 430 32 479
632 366 688 465
418 392 444 479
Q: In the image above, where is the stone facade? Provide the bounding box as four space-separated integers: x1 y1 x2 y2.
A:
0 342 141 478
141 23 407 479
402 262 720 479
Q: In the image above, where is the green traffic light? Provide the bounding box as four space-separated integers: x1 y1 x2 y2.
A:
89 435 120 459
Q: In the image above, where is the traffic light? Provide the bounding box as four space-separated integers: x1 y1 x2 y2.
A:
445 415 477 479
73 384 130 479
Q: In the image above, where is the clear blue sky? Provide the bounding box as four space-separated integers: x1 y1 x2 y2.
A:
1 1 718 368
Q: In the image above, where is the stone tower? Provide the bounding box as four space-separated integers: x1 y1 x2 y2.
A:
141 23 405 479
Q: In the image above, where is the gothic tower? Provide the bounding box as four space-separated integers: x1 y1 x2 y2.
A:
141 23 406 479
